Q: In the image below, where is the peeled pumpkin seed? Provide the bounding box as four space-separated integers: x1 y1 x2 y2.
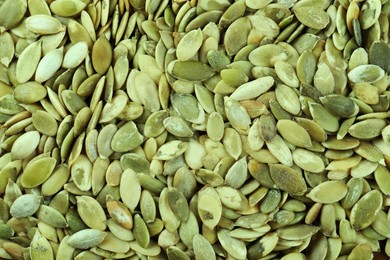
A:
276 119 312 148
67 229 107 249
168 60 215 82
35 47 64 83
62 42 89 69
111 121 143 153
348 64 385 83
350 190 383 230
0 0 27 30
16 40 41 84
176 28 203 61
92 35 112 75
21 157 56 188
230 76 274 101
26 14 65 34
270 164 307 196
36 204 67 228
49 0 87 17
30 230 54 260
224 17 251 56
11 130 40 160
9 194 40 218
307 181 348 204
76 195 107 231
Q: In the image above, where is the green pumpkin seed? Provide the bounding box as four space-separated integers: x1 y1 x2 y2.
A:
168 60 214 82
307 181 348 204
350 190 383 230
10 194 40 218
0 0 27 29
270 164 307 196
30 230 54 260
111 121 144 153
67 229 107 249
348 64 385 83
133 214 150 248
36 204 67 228
21 157 56 188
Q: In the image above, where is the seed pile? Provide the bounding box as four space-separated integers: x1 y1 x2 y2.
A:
0 0 390 259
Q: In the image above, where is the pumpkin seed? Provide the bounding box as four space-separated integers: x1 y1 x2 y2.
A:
307 181 348 204
350 190 383 230
67 229 107 249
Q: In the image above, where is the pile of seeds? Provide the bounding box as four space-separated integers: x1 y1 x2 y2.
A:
0 0 390 259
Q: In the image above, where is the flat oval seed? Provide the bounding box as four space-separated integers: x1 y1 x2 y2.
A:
107 199 133 229
111 121 144 153
0 31 14 67
369 41 390 73
36 205 67 228
140 190 156 224
266 134 293 167
224 96 251 134
360 0 382 30
270 164 307 196
99 94 127 123
0 0 27 30
14 82 47 104
277 224 320 240
133 214 150 248
275 84 300 115
294 6 329 30
32 110 58 136
67 229 107 249
41 164 70 196
61 90 87 115
198 187 222 230
11 131 40 160
134 71 161 112
30 230 54 260
21 157 56 188
62 42 88 69
374 165 390 195
154 140 188 161
277 119 312 148
144 110 169 138
168 187 189 222
120 169 141 212
92 35 112 75
309 102 339 133
292 148 325 173
26 14 65 34
168 60 215 82
230 76 274 101
71 154 92 191
307 181 348 204
163 116 193 138
193 234 216 260
348 119 386 139
16 40 42 83
249 44 288 67
224 17 251 56
348 64 385 83
76 195 107 230
320 94 357 118
350 190 382 230
274 61 299 88
35 47 63 83
217 229 247 260
10 194 40 218
176 29 203 61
